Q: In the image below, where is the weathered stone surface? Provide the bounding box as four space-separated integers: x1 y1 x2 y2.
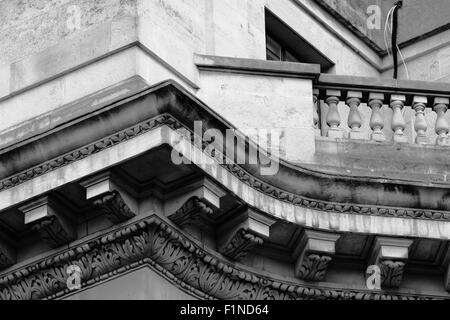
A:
294 230 340 281
368 237 413 289
197 72 316 163
19 196 76 248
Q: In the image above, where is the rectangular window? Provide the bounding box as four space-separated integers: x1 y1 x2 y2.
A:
265 9 334 71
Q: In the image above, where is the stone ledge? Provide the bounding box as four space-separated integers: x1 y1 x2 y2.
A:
312 136 450 184
0 76 150 154
194 54 320 79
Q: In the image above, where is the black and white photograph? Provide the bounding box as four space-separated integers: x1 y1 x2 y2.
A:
0 0 449 312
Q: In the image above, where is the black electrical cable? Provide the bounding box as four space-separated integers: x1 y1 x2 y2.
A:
392 1 403 79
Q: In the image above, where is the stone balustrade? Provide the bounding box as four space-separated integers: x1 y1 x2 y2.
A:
313 75 450 146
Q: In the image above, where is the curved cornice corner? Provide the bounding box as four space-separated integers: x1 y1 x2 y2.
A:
0 215 444 300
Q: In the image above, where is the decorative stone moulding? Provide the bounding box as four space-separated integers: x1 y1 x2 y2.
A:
217 208 276 261
165 178 227 234
1 112 448 224
369 237 413 289
80 171 136 223
1 105 450 224
164 177 227 217
168 196 214 228
19 196 76 248
0 215 440 301
294 230 340 281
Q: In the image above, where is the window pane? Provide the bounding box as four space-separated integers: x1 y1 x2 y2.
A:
266 50 280 61
266 34 282 60
285 50 300 63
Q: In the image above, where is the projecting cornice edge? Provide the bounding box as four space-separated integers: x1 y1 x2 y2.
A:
0 215 446 300
0 80 450 221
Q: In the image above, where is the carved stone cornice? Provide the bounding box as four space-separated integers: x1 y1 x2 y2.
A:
0 114 180 193
218 228 263 261
1 113 449 224
168 196 213 227
92 191 136 224
0 215 442 301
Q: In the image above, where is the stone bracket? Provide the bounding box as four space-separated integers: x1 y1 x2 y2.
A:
164 177 227 219
369 237 413 289
294 230 340 281
218 228 263 261
19 196 76 248
217 208 276 261
92 191 136 224
168 196 214 228
80 171 136 224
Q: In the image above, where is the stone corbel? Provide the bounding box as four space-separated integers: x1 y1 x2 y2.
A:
217 208 276 261
80 172 136 223
19 196 76 248
166 178 226 228
0 233 16 270
168 196 214 227
294 230 340 281
369 237 413 289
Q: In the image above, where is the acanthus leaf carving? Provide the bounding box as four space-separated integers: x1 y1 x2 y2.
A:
92 190 136 223
296 253 332 281
379 260 406 289
218 228 263 261
0 215 440 301
168 196 213 227
31 215 75 249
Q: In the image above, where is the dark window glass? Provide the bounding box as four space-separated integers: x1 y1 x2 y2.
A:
266 34 301 63
266 34 282 60
285 50 300 63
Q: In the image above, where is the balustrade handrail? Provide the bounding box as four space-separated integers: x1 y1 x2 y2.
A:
315 74 450 107
312 74 450 145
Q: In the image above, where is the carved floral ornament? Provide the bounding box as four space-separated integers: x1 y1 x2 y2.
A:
0 215 440 300
0 113 448 223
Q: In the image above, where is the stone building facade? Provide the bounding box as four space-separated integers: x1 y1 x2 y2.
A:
0 0 449 300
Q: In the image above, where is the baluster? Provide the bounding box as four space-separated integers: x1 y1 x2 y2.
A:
346 91 364 139
390 94 407 143
413 96 428 144
434 97 450 146
368 93 385 142
313 89 320 136
325 90 342 139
